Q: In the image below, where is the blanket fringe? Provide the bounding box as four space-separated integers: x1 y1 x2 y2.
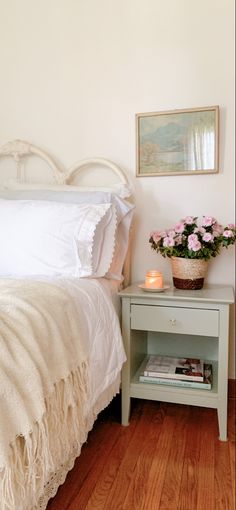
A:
35 376 120 510
0 362 90 510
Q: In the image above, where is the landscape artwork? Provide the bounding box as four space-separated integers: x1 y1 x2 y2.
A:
136 106 219 176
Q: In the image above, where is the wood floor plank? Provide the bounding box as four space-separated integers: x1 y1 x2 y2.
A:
228 439 235 510
214 440 234 510
196 408 216 510
177 406 202 510
122 402 165 510
219 398 236 510
97 400 162 510
214 398 236 510
158 404 189 510
69 400 143 510
138 407 177 510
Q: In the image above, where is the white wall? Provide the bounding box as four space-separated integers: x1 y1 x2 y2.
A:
0 0 235 376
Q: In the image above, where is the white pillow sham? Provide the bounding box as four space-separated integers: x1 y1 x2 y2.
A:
0 199 117 278
3 179 132 199
0 189 135 281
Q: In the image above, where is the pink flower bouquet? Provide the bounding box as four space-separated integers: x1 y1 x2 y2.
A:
149 216 236 261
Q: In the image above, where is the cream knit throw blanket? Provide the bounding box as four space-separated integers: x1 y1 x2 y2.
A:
0 278 91 510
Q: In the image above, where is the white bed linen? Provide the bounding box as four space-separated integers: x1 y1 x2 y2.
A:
0 199 117 278
55 277 124 412
0 276 125 510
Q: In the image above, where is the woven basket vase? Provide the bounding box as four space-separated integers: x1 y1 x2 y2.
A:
171 257 208 290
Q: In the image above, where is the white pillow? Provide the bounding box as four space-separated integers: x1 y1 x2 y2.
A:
0 199 117 278
0 189 135 281
3 179 132 199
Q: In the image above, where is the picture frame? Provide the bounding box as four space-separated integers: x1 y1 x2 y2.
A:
136 106 219 177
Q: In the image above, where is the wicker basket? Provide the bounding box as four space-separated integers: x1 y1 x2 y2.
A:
171 257 208 290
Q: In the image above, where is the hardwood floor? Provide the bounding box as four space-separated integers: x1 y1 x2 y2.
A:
47 395 235 510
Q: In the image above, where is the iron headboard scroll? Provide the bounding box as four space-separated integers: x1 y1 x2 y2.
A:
0 139 65 182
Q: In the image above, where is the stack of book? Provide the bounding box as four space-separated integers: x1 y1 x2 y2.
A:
139 355 213 390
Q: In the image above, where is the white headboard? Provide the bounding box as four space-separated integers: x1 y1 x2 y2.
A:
0 139 65 182
0 139 129 185
0 139 132 286
67 157 128 185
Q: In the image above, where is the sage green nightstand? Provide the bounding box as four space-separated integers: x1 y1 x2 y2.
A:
119 283 234 441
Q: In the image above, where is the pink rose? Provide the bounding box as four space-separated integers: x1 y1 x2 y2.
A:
223 229 233 238
151 232 162 243
167 229 176 238
188 240 202 252
192 241 202 252
163 236 175 247
175 222 185 234
159 230 167 238
184 216 195 225
228 223 235 229
188 233 198 243
188 240 202 251
201 216 215 227
202 233 214 242
194 227 206 235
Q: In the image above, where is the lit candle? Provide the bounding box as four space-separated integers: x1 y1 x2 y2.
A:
145 270 163 289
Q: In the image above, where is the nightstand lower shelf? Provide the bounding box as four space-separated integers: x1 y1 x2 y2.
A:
130 358 218 409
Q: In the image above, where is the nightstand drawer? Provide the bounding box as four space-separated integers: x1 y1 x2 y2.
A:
131 305 219 337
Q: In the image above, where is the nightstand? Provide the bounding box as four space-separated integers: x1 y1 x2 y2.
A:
119 283 234 441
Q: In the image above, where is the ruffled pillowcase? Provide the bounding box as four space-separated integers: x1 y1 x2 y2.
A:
0 199 117 278
0 187 135 281
3 179 132 199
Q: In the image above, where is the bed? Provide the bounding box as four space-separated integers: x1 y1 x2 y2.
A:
0 140 134 510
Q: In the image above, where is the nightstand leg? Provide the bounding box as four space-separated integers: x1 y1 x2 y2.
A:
217 304 229 441
121 389 130 426
217 407 228 441
121 365 130 425
121 297 131 426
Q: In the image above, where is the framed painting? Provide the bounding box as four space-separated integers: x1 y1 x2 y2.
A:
136 106 219 176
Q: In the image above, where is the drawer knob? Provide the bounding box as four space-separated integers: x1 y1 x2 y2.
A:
169 319 177 326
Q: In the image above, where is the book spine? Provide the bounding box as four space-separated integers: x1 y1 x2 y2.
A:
143 370 204 382
139 376 211 389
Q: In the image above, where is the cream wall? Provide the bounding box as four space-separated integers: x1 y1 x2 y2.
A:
0 0 235 376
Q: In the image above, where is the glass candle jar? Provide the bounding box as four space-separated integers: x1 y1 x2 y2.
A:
145 270 163 289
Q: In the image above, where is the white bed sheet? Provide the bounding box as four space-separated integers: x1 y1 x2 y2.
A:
56 277 124 412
